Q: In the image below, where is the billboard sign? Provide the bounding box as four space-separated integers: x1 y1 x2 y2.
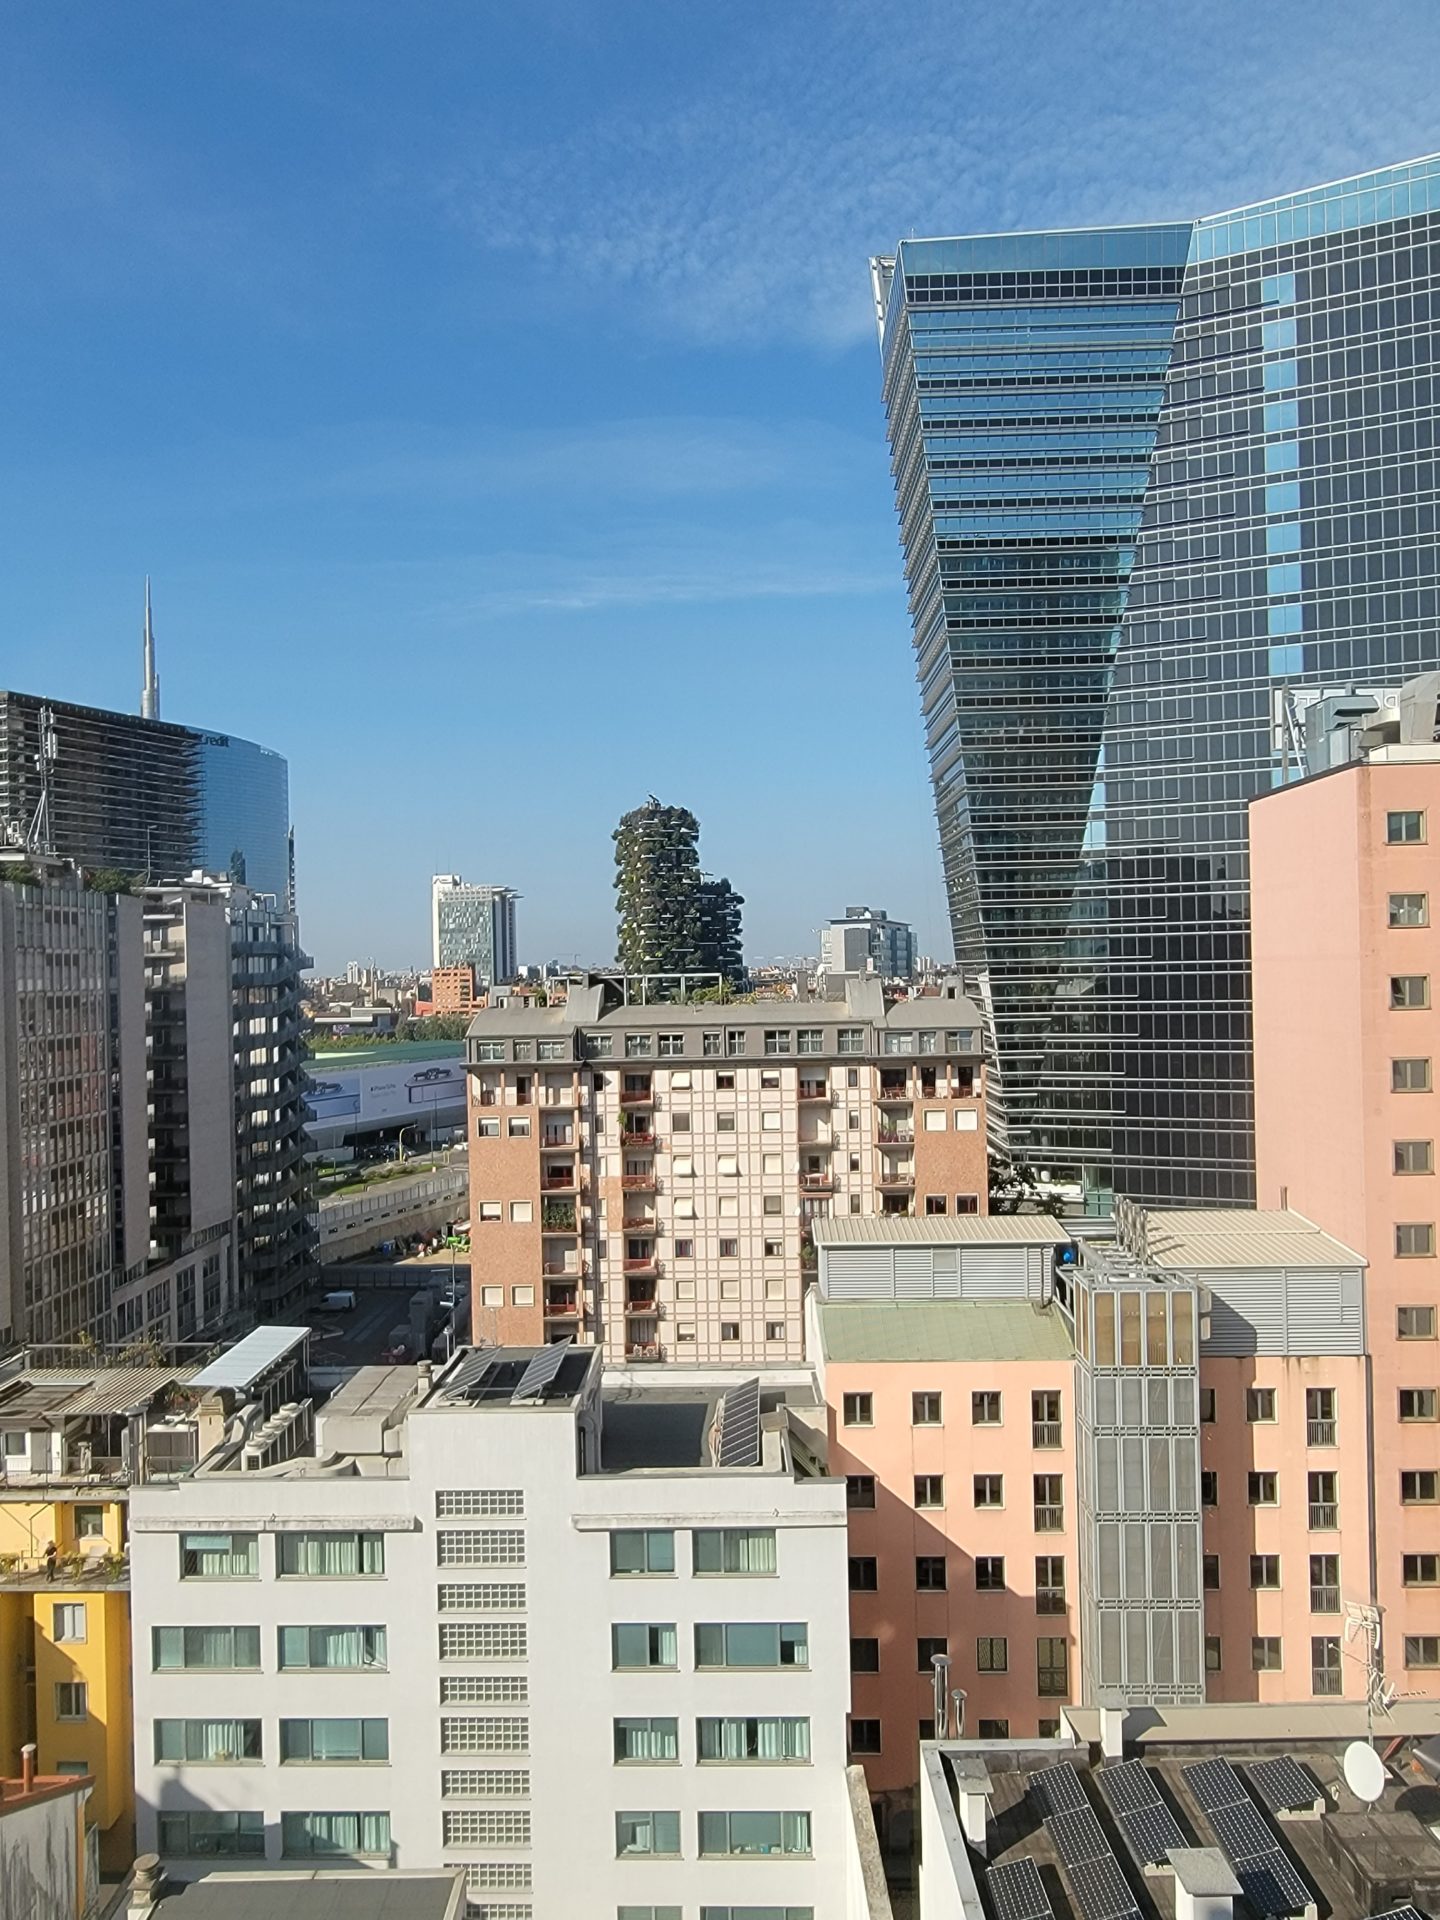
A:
306 1055 467 1134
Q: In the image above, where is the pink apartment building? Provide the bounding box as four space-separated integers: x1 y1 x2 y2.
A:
1251 737 1440 1699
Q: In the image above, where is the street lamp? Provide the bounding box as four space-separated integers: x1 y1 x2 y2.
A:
396 1124 419 1164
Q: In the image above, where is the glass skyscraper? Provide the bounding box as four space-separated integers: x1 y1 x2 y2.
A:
874 155 1440 1207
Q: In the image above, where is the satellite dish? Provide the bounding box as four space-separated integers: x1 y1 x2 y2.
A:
1343 1740 1386 1803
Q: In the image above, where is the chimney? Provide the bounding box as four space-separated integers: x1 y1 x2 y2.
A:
416 1359 433 1394
128 1853 168 1917
20 1744 35 1793
1100 1705 1126 1760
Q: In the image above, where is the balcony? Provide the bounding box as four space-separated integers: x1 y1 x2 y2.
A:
878 1080 911 1103
620 1172 658 1193
620 1123 658 1147
477 1091 498 1107
1034 1506 1064 1533
541 1090 578 1109
542 1258 588 1278
1036 1590 1066 1615
877 1127 914 1145
797 1084 831 1104
541 1204 577 1233
1307 1419 1337 1447
877 1169 915 1192
541 1127 574 1148
622 1256 660 1279
1032 1422 1063 1449
619 1086 654 1109
1308 1503 1338 1531
541 1170 577 1192
544 1289 580 1317
625 1291 660 1314
1310 1584 1341 1614
798 1171 838 1193
625 1343 665 1362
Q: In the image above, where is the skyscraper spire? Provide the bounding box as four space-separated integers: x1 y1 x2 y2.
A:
141 575 160 720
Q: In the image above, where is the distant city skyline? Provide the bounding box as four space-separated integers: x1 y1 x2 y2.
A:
3 6 1439 971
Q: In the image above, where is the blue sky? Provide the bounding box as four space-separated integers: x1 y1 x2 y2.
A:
2 1 1439 970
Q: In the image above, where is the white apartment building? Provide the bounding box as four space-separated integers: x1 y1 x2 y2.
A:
432 877 519 986
465 975 987 1367
128 1335 870 1920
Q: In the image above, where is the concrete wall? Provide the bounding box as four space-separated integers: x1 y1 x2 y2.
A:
0 1781 86 1920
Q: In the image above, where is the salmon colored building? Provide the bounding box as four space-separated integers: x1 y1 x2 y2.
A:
1251 735 1440 1700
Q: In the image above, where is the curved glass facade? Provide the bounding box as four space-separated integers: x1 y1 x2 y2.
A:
876 154 1440 1206
197 734 290 905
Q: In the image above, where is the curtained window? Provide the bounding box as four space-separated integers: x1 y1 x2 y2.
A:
153 1719 262 1763
697 1717 810 1763
613 1718 679 1763
277 1531 384 1577
692 1529 777 1576
278 1624 387 1670
280 1811 391 1858
179 1533 258 1579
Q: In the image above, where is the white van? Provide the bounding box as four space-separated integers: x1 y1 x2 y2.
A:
322 1289 358 1312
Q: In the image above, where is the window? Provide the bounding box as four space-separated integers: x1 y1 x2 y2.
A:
281 1812 391 1859
1205 1637 1222 1674
1395 1140 1435 1175
1399 1305 1437 1338
443 1809 530 1848
1400 1388 1438 1421
1406 1636 1440 1668
978 1719 1010 1740
724 1031 746 1058
914 1474 944 1508
438 1524 526 1563
846 1474 875 1510
917 1636 947 1672
973 1474 1002 1508
280 1719 388 1763
656 1034 684 1058
1393 1057 1433 1092
53 1682 87 1721
693 1529 776 1576
441 1676 527 1705
1249 1471 1278 1506
1403 1470 1439 1503
1310 1554 1340 1613
1311 1636 1342 1695
916 1556 947 1591
796 1029 823 1055
720 1322 740 1343
1307 1386 1337 1445
718 1242 739 1263
695 1623 807 1669
850 1637 879 1673
699 1810 811 1858
1308 1471 1338 1530
277 1531 384 1577
613 1718 679 1763
1388 810 1426 844
615 1810 681 1857
912 1391 942 1425
180 1531 258 1579
1034 1474 1064 1531
1201 1471 1219 1507
1404 1554 1440 1587
698 1717 810 1763
156 1720 263 1758
279 1625 388 1670
923 1111 947 1133
153 1624 262 1672
74 1506 105 1539
1391 893 1430 928
1037 1637 1069 1698
848 1557 878 1592
972 1391 1002 1425
624 1036 653 1060
158 1812 264 1858
1246 1387 1276 1422
1203 1555 1221 1591
1252 1637 1282 1672
975 1556 1005 1592
610 1531 675 1577
837 1028 863 1054
842 1392 873 1426
507 1117 530 1139
1038 1721 1062 1740
976 1636 1007 1672
1392 975 1431 1010
849 1719 882 1755
612 1624 677 1670
1031 1391 1062 1447
924 1195 947 1215
702 1032 723 1057
1199 1388 1216 1422
1397 1223 1436 1257
956 1192 980 1213
716 1116 737 1136
52 1604 85 1643
1036 1557 1066 1614
1250 1555 1281 1590
440 1716 528 1754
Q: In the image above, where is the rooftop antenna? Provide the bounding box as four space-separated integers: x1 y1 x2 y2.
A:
26 705 58 857
141 576 160 721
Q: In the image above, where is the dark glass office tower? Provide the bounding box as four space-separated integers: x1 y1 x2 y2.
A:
874 157 1440 1207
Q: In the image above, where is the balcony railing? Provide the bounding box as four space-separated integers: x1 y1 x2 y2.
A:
626 1344 664 1362
541 1258 588 1278
1308 1503 1338 1531
1310 1585 1341 1614
625 1293 660 1314
1032 1422 1063 1449
541 1129 574 1148
1034 1506 1064 1532
797 1085 831 1103
877 1170 915 1190
541 1172 576 1192
541 1205 577 1232
619 1087 654 1108
622 1256 660 1277
798 1172 838 1192
542 1090 578 1109
1307 1419 1337 1447
1036 1590 1066 1615
544 1292 580 1316
878 1085 911 1103
877 1127 914 1145
620 1173 657 1192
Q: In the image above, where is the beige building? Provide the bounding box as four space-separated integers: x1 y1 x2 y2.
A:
465 976 987 1365
1251 733 1440 1699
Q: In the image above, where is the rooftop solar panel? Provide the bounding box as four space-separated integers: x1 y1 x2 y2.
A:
1097 1760 1161 1817
1234 1852 1313 1917
1065 1856 1142 1920
1050 1807 1110 1868
1118 1801 1185 1868
1211 1800 1281 1864
716 1376 761 1467
510 1338 572 1402
1029 1762 1089 1816
1367 1908 1428 1920
1249 1756 1320 1815
987 1856 1052 1920
446 1349 496 1395
1184 1756 1248 1812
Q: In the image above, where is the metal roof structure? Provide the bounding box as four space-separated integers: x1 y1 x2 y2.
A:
1142 1209 1365 1271
2 1365 200 1423
189 1326 309 1394
816 1299 1074 1365
812 1215 1073 1248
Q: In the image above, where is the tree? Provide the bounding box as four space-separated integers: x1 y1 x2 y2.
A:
613 796 745 985
989 1153 1067 1217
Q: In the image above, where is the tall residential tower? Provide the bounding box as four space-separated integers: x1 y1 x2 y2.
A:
874 155 1440 1207
431 875 519 986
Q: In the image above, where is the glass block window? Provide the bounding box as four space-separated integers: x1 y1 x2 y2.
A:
441 1717 529 1754
431 1528 525 1566
441 1675 528 1704
437 1491 525 1518
442 1769 529 1797
463 1862 533 1890
440 1623 527 1661
438 1584 527 1612
444 1809 531 1846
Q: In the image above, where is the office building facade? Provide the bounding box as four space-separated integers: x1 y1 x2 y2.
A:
466 976 986 1366
820 907 917 981
432 877 518 987
873 155 1440 1207
0 692 291 906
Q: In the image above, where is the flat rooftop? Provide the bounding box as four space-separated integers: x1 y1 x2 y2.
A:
816 1299 1073 1365
1142 1208 1365 1271
308 1040 463 1069
154 1869 464 1920
933 1735 1440 1920
813 1215 1073 1248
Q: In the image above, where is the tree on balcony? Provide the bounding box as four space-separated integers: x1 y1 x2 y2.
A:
612 796 745 986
